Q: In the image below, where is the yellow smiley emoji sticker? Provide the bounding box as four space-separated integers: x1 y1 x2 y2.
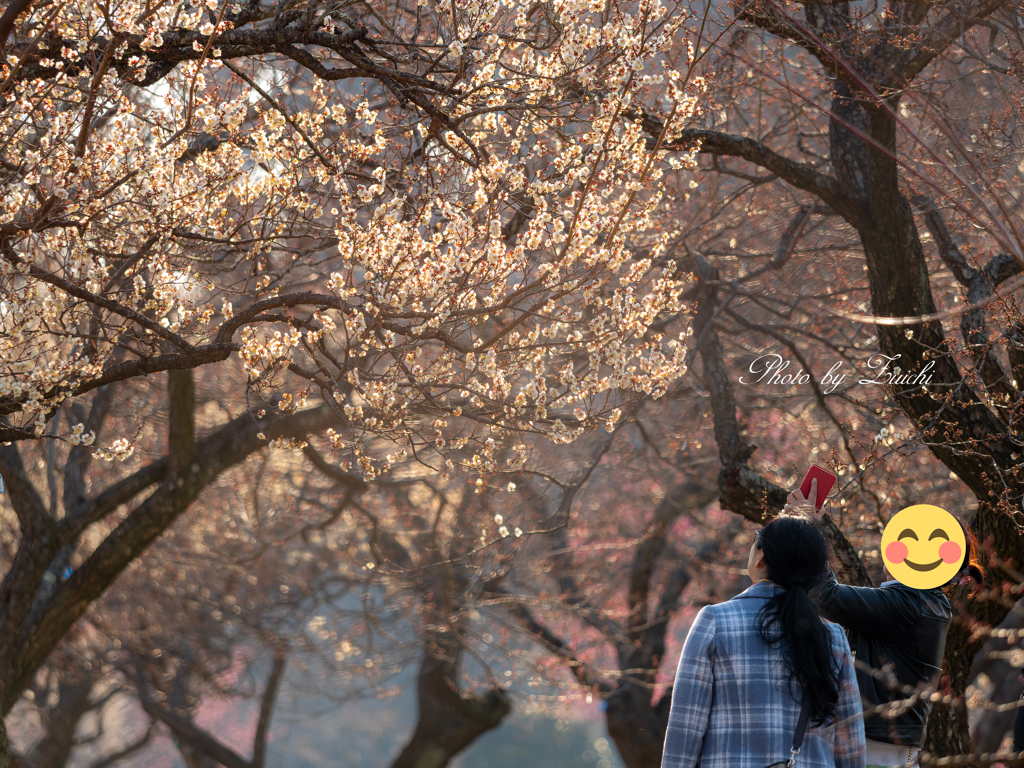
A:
880 504 967 589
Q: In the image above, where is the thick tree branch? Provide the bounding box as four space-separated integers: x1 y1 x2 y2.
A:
3 403 342 713
0 247 197 353
499 595 608 691
0 0 32 44
0 345 236 428
390 632 510 768
915 195 975 284
0 444 61 677
167 369 196 479
86 721 154 768
893 0 1009 83
627 480 716 635
737 0 844 75
22 676 94 768
515 477 625 639
0 443 49 533
690 254 874 586
64 384 117 519
136 666 251 768
133 652 282 768
625 527 740 684
915 195 1021 410
772 204 833 267
300 445 368 492
630 110 866 226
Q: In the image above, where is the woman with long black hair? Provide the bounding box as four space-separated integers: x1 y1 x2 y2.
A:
661 512 866 768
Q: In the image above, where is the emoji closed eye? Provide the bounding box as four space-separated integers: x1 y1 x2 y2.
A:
929 529 949 541
897 529 918 541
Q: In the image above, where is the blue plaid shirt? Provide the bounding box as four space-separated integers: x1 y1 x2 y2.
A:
661 581 866 768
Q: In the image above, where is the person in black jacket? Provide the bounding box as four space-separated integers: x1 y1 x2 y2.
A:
785 485 984 768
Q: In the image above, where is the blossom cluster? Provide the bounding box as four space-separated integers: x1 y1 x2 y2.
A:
0 0 704 478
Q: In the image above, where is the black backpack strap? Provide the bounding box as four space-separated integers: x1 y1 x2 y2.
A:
783 697 812 767
793 697 811 750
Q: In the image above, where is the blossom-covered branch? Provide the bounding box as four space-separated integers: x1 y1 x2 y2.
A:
0 0 705 483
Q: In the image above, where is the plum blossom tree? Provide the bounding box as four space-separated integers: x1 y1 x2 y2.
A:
0 0 715 762
629 0 1024 752
0 0 702 462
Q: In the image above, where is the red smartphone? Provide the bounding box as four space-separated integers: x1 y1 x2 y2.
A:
799 465 837 510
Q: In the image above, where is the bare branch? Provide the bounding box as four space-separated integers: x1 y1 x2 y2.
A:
629 110 865 226
915 195 1021 409
86 722 154 768
252 655 286 768
135 663 251 768
893 0 1010 83
499 595 608 692
690 254 874 586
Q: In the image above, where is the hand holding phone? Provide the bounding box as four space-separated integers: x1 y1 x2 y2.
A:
785 465 837 518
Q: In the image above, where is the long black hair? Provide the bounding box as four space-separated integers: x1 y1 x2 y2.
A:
755 512 842 726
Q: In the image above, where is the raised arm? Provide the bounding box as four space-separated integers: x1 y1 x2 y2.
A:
661 606 716 768
816 567 912 637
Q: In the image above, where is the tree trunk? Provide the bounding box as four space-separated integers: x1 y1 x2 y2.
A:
390 633 510 768
23 677 93 768
0 715 13 768
826 81 1024 754
604 683 669 768
970 659 1021 752
1 399 342 717
924 615 981 755
178 746 218 768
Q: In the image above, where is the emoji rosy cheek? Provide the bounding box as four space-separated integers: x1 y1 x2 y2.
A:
885 541 908 564
939 541 962 564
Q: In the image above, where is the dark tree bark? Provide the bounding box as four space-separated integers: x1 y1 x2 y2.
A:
135 654 287 768
629 0 1024 754
385 483 514 768
603 480 723 768
688 254 874 587
85 723 154 768
390 631 511 768
498 475 734 768
824 84 1021 758
0 374 343 766
0 716 12 768
20 677 93 768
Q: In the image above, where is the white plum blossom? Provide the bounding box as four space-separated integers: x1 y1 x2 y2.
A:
0 0 704 481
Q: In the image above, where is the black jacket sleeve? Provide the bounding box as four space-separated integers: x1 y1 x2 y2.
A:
816 566 916 637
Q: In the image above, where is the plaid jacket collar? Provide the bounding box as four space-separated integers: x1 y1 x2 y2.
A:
733 580 785 599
